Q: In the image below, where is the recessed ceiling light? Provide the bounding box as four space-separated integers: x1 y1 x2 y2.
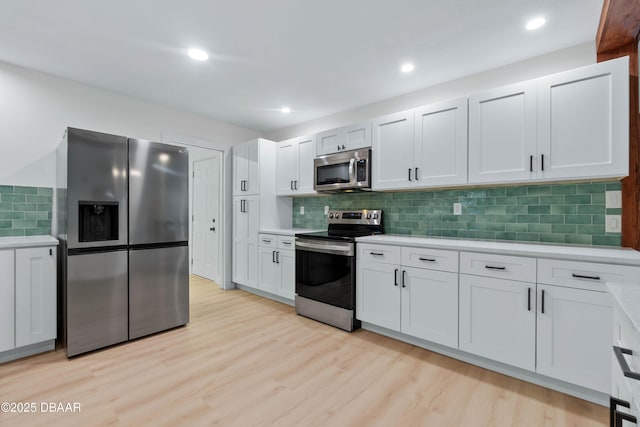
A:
401 63 415 73
188 48 208 61
281 107 291 114
526 17 546 31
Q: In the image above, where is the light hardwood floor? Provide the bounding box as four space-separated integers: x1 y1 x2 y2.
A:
0 275 607 426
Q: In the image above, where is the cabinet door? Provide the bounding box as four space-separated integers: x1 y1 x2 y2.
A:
459 274 536 371
537 57 629 180
245 139 260 195
279 249 295 300
536 284 612 393
401 267 458 348
414 98 468 187
316 128 341 156
371 110 415 190
296 135 316 194
356 261 400 330
342 120 371 152
468 82 537 184
232 143 248 196
232 197 248 285
276 139 298 195
245 196 260 288
0 250 15 352
258 246 280 294
15 247 56 347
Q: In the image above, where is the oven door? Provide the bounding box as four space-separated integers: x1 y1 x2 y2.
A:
295 238 355 310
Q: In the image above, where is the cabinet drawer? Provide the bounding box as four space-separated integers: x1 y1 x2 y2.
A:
460 252 536 282
401 247 458 273
278 236 295 250
258 234 277 248
358 244 401 265
538 259 640 292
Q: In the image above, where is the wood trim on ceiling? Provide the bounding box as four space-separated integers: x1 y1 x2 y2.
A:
597 0 640 55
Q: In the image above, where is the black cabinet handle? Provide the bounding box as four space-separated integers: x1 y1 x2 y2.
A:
527 288 531 311
290 181 293 190
337 145 340 151
49 248 53 256
530 155 533 172
262 239 272 243
485 265 506 270
611 397 634 427
402 270 406 288
572 273 601 281
394 269 399 286
408 168 412 181
294 181 298 190
276 251 280 264
541 289 545 314
419 257 436 262
282 241 292 246
415 167 419 181
541 154 545 171
272 250 275 263
370 252 384 256
614 346 640 381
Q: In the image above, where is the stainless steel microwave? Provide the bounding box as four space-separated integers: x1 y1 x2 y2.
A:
313 148 371 192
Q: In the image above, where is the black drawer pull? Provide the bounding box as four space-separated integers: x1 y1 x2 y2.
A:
485 265 506 270
614 346 640 381
262 239 272 243
572 273 601 281
282 241 292 245
418 257 436 262
370 252 384 256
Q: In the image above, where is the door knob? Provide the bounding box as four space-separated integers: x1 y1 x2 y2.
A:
210 227 215 231
212 218 215 223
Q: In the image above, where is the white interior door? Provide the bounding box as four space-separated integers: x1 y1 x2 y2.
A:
193 155 222 283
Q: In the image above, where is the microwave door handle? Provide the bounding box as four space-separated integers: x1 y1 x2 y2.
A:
349 158 356 183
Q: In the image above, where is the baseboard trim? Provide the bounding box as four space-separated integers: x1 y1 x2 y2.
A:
0 340 55 364
235 284 294 307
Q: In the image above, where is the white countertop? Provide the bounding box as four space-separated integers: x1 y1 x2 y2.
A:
608 282 640 335
356 235 640 266
259 228 323 236
0 235 58 249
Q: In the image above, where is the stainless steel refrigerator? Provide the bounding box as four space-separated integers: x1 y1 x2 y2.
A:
57 128 189 357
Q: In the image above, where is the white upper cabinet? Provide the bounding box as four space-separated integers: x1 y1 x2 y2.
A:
468 81 538 184
414 97 468 187
233 140 260 196
469 56 629 185
372 110 415 190
316 121 371 156
537 56 629 180
276 135 316 196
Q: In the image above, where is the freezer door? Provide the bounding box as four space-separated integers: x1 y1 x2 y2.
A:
67 128 128 249
129 245 189 339
128 139 189 245
66 250 128 357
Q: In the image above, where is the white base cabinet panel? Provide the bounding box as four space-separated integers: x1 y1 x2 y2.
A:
15 247 56 348
0 250 15 353
357 261 400 331
257 234 295 300
459 274 536 371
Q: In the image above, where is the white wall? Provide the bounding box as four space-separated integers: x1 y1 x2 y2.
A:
265 42 597 141
0 61 260 188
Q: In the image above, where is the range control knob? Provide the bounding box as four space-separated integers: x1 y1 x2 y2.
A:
328 213 334 219
373 213 379 219
366 213 372 219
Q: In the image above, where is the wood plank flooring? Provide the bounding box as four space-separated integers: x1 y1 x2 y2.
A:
0 275 607 426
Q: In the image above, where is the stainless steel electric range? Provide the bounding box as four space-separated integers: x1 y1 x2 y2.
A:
294 209 383 331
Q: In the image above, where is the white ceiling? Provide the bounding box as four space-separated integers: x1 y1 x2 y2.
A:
0 0 604 132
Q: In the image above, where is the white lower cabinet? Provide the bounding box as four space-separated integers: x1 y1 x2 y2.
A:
459 274 536 371
0 250 15 353
0 241 57 362
536 284 612 393
258 234 295 300
357 244 459 348
232 195 259 288
15 247 57 347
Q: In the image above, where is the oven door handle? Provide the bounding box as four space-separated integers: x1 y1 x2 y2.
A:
295 238 354 256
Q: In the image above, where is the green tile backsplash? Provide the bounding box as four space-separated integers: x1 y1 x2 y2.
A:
292 181 622 247
0 186 52 237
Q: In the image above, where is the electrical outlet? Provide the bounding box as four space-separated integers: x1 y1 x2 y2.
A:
453 203 462 215
606 215 622 233
606 190 622 208
324 206 329 215
300 206 304 215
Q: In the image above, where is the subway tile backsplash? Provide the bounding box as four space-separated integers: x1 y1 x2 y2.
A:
293 181 622 247
0 186 52 237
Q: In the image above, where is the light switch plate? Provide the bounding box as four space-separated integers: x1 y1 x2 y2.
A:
606 190 622 208
300 206 304 215
606 215 622 233
324 206 329 215
453 203 462 215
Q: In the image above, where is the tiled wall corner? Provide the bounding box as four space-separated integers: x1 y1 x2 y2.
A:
292 181 623 247
0 185 53 237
